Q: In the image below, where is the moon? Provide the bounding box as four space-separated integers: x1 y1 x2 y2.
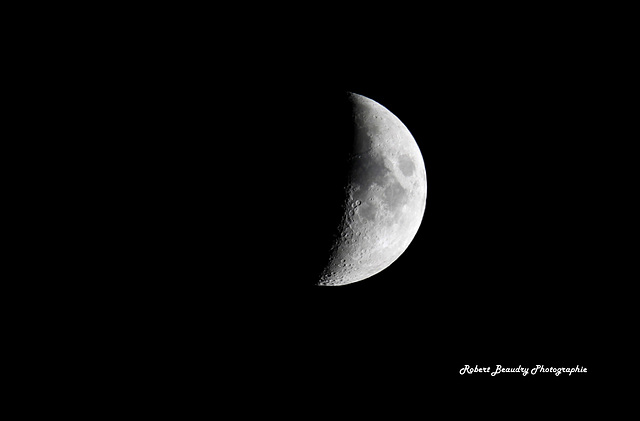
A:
317 93 427 286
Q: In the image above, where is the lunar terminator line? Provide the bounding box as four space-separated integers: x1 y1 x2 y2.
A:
317 93 427 286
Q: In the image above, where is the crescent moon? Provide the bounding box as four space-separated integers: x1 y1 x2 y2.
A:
318 93 427 286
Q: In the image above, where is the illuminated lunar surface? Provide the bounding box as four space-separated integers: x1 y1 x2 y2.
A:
318 93 427 286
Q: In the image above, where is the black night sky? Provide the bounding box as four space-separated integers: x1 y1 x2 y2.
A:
116 11 614 408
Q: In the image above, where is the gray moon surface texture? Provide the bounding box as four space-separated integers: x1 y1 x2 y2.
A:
318 93 427 286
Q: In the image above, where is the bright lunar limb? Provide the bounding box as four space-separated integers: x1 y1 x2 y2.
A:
317 93 427 286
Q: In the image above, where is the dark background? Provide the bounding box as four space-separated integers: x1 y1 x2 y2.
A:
94 8 621 409
20 3 629 414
